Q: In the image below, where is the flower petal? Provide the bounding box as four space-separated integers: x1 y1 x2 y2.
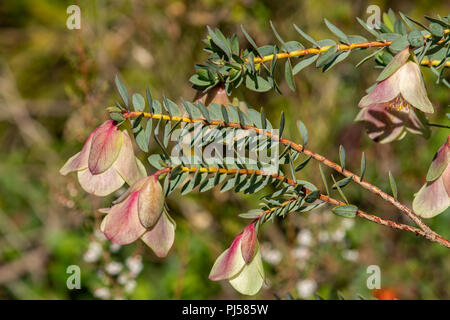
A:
413 170 450 218
88 120 123 175
355 103 406 144
140 211 176 258
241 224 258 264
209 235 245 281
358 73 401 108
138 176 164 228
59 131 95 175
77 166 125 196
399 62 434 114
102 191 146 244
229 249 264 296
113 131 143 185
426 138 449 182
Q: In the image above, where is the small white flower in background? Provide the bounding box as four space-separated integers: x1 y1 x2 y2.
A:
94 230 107 242
296 279 317 298
124 280 137 294
260 244 282 265
105 261 123 275
296 229 313 247
109 243 121 253
126 255 143 276
318 231 330 243
292 247 310 260
342 249 359 262
94 287 111 300
83 241 103 263
118 274 129 285
331 229 346 242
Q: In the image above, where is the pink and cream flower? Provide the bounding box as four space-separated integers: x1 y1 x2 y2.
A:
60 120 145 196
100 175 176 257
209 223 264 295
413 136 450 218
356 48 433 143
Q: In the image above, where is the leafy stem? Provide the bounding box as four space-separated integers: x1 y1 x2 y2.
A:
122 109 448 246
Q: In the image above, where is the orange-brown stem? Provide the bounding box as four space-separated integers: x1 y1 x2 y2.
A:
155 165 450 248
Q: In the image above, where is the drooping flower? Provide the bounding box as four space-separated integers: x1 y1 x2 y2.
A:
100 175 176 257
413 136 450 218
209 223 264 295
60 120 145 196
355 47 433 143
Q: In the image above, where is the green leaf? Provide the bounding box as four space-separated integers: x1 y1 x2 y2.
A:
284 41 304 52
332 205 357 218
331 176 352 189
115 75 129 107
245 74 271 92
207 26 231 58
356 17 379 37
305 190 320 203
339 145 346 170
110 112 124 122
356 48 384 68
132 93 145 111
360 152 366 181
241 25 262 56
319 164 329 195
295 156 312 171
389 35 409 52
285 59 296 91
324 18 349 44
293 55 319 75
279 112 286 136
270 21 286 49
407 30 424 47
316 45 338 68
293 24 319 47
163 96 181 117
296 120 308 145
331 174 348 204
388 171 398 200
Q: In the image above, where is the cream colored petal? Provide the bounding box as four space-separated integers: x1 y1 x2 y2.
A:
77 166 124 197
140 211 176 258
138 176 164 228
358 72 401 108
413 172 450 218
102 191 146 244
229 250 264 296
399 62 434 114
59 131 94 175
113 131 143 186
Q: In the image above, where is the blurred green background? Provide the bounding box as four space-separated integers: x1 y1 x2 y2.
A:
0 0 449 300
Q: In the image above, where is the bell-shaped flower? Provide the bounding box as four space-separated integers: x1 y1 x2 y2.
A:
356 47 433 143
413 137 450 218
60 120 145 196
209 223 264 295
100 175 176 257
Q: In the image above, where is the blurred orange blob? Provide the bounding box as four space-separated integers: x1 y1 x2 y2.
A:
372 288 398 300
